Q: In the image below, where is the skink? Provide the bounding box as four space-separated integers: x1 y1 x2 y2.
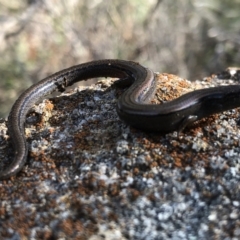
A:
0 59 240 179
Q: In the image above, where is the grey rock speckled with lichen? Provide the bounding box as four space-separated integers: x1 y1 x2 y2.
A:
1 74 240 239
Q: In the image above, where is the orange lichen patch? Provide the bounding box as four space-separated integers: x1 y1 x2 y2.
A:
155 73 192 103
73 128 94 151
171 151 195 168
204 75 216 82
128 188 141 201
0 206 6 216
108 182 120 197
46 197 100 239
44 100 54 111
107 211 118 222
146 172 155 179
35 229 53 240
30 100 55 129
136 131 216 170
133 167 140 175
48 127 55 134
0 207 37 238
30 151 53 163
140 137 164 151
174 157 183 168
147 192 157 202
59 219 85 236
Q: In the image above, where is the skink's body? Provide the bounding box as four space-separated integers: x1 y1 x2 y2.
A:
0 59 240 179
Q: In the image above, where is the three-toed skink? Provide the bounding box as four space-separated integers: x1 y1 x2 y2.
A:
1 59 240 179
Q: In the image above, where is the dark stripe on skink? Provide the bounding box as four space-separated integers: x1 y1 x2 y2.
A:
1 59 240 179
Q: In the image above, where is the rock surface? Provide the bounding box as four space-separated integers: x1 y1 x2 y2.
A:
1 71 240 239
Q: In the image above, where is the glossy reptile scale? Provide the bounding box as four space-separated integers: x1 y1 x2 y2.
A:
1 59 240 179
